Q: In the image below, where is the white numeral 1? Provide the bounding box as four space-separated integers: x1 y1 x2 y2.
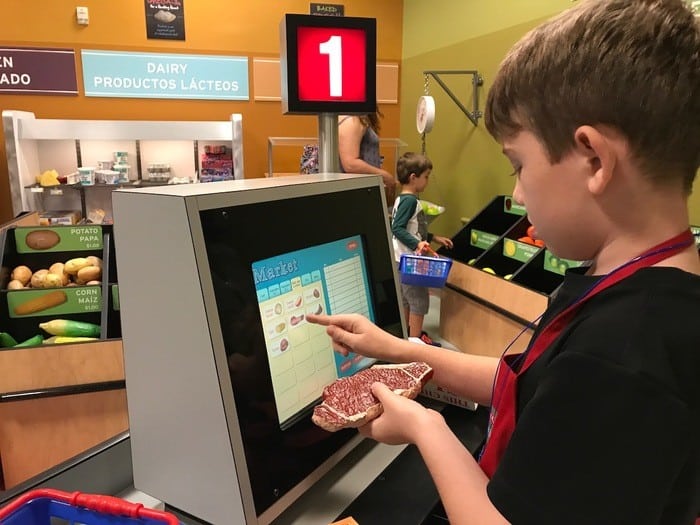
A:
319 35 342 97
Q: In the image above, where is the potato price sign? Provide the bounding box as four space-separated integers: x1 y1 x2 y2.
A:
15 226 103 253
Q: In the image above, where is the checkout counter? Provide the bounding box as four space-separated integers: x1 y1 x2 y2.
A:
0 174 488 524
0 403 487 525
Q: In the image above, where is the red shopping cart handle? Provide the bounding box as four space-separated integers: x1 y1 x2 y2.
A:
0 488 179 524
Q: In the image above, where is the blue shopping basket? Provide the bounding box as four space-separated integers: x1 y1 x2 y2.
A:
0 489 179 525
399 253 453 288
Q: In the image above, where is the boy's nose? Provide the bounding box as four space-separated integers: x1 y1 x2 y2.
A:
512 179 525 206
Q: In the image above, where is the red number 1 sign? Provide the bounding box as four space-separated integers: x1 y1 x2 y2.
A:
280 14 377 114
297 27 366 102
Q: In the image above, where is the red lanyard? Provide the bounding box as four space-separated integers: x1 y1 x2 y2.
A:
480 229 695 477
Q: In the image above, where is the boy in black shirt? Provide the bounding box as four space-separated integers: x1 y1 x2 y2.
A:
308 0 700 523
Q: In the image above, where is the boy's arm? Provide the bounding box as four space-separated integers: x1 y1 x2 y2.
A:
396 337 498 406
415 413 509 525
391 197 420 250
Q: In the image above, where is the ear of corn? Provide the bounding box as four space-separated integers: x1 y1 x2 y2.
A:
43 335 99 344
39 319 101 338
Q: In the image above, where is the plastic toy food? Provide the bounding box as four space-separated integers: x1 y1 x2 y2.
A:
482 267 496 275
10 265 32 285
312 362 433 432
64 258 90 275
39 319 100 337
77 265 101 283
38 169 60 187
30 270 49 288
7 280 24 290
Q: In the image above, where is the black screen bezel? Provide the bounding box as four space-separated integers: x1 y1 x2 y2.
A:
199 186 402 516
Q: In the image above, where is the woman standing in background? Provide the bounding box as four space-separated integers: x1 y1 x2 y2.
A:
338 111 397 205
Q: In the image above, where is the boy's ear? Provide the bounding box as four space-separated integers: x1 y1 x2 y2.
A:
573 125 617 196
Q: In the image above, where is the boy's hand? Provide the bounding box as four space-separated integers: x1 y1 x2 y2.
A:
358 382 438 445
416 241 431 254
433 235 454 249
306 313 401 362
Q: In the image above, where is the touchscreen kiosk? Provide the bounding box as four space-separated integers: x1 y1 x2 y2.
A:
252 235 377 430
112 174 403 525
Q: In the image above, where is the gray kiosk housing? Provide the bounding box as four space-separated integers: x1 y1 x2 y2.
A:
112 174 404 524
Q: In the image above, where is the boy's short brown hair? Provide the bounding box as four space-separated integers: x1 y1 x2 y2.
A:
485 0 700 192
396 152 433 184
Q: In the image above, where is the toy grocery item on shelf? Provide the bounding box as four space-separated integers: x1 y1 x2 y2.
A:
0 224 121 348
200 145 233 182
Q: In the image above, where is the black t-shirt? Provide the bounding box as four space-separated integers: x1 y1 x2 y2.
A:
487 267 700 524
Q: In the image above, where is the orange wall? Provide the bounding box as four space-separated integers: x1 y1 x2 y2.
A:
0 0 404 223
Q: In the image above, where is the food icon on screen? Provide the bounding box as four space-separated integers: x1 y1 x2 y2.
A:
274 303 283 315
313 288 320 298
280 338 289 352
314 304 323 315
294 296 303 307
290 314 305 326
275 322 286 334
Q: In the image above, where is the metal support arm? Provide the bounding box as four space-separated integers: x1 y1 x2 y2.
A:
423 70 484 126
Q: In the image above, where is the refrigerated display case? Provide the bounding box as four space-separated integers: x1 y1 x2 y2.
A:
2 110 244 222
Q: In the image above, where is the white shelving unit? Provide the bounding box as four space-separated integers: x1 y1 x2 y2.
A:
2 110 244 220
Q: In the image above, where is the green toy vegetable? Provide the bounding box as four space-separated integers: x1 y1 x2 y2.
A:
39 319 101 338
14 334 44 347
0 332 19 348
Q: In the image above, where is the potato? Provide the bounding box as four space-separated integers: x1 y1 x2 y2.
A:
11 265 32 285
7 279 24 290
30 269 49 288
49 262 64 275
85 256 103 268
64 258 89 275
77 265 101 283
49 262 70 285
42 273 64 288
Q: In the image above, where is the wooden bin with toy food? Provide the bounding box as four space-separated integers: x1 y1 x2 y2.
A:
0 216 127 491
437 195 582 358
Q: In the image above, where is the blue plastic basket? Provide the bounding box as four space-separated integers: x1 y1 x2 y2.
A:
0 489 180 525
399 253 453 287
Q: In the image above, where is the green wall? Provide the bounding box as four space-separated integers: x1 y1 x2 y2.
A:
400 1 700 235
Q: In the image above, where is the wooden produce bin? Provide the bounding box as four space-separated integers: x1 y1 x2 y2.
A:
440 261 548 357
0 340 127 489
0 215 126 489
439 196 573 357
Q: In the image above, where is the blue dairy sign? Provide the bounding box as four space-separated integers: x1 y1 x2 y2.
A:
81 50 249 100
